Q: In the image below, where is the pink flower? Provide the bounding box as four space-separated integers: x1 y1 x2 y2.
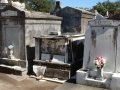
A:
94 56 106 68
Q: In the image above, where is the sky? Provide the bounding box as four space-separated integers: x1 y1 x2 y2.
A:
56 0 117 9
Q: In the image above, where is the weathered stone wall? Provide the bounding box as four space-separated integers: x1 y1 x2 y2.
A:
0 4 62 61
33 34 85 79
56 7 95 34
34 60 70 79
25 20 61 47
83 20 120 73
0 4 62 75
40 39 65 55
0 18 26 60
0 4 26 60
24 18 62 75
81 18 93 34
56 7 81 33
0 18 2 58
25 20 61 62
34 59 83 79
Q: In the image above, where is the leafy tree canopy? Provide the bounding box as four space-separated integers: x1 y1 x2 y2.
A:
92 0 120 16
12 0 55 13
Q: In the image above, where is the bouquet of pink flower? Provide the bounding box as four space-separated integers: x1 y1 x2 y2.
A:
94 56 106 68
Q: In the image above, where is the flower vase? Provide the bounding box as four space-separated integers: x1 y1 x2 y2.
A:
96 68 103 80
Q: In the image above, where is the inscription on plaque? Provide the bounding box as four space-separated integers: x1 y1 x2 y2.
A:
1 10 17 16
0 3 6 9
96 20 113 26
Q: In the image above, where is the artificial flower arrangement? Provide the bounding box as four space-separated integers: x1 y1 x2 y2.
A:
94 56 106 68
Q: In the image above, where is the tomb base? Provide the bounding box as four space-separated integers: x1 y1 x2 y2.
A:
34 60 70 80
0 58 26 76
76 69 114 89
34 60 83 80
0 65 26 76
110 73 120 90
0 58 26 68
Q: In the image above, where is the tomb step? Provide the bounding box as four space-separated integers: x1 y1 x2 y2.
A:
85 78 111 89
0 64 26 76
0 58 26 68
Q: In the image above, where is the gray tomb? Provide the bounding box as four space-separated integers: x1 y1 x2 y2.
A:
76 19 120 89
0 4 62 72
56 6 95 34
34 33 84 79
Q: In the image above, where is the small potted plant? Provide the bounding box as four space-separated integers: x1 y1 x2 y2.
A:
94 56 106 80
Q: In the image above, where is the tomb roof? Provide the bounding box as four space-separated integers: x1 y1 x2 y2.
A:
57 6 95 15
0 4 62 20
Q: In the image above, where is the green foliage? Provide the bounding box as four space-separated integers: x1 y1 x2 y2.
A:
11 0 55 13
115 0 120 10
26 0 55 13
92 0 120 16
93 2 107 15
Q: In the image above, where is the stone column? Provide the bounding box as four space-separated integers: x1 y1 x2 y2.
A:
35 38 40 60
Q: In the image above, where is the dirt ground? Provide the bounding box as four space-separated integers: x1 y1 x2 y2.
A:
0 73 61 90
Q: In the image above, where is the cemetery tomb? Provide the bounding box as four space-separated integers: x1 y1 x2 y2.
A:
55 6 95 33
76 19 120 90
0 3 62 75
34 33 84 79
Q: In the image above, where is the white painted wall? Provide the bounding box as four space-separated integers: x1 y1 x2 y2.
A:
83 20 118 73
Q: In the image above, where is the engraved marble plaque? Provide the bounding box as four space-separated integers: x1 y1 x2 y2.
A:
1 10 17 16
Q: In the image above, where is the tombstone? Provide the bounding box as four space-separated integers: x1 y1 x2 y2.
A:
0 4 62 74
56 6 95 33
34 33 84 79
76 19 120 89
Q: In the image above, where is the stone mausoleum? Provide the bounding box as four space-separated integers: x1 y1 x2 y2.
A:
76 19 120 90
33 33 84 79
0 3 62 74
55 6 95 34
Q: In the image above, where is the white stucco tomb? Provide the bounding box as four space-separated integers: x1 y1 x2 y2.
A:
76 19 120 90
